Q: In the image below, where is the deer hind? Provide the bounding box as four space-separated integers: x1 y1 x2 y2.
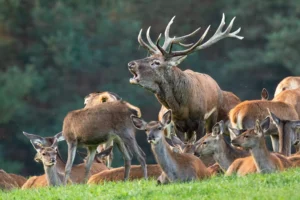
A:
131 110 210 184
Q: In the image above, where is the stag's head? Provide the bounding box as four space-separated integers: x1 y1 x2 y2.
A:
128 14 243 92
195 121 225 156
131 110 172 145
231 118 270 150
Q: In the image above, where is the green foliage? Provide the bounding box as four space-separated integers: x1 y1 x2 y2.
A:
2 168 300 199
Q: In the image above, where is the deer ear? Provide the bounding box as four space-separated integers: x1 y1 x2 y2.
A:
228 126 240 139
23 131 47 147
212 121 224 136
268 109 281 126
108 92 122 101
257 117 270 135
170 134 185 149
32 142 43 153
96 146 113 161
161 110 172 126
261 88 269 100
188 132 197 144
54 131 65 142
51 138 58 149
131 115 147 130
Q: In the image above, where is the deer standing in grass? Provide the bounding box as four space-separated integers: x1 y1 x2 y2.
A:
195 121 249 172
83 91 123 168
128 14 243 141
231 118 292 174
274 76 300 97
131 110 210 184
63 99 146 184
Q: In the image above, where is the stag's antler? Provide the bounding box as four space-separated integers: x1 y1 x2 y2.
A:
138 13 243 58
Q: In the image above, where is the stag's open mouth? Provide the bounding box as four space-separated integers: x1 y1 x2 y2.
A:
129 69 140 84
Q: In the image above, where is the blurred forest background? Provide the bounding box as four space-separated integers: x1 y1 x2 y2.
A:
0 0 300 176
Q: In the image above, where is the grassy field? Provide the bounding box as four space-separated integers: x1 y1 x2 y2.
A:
2 168 300 200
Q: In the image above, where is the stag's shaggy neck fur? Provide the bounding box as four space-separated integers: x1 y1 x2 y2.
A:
151 136 179 181
250 138 277 173
213 137 249 171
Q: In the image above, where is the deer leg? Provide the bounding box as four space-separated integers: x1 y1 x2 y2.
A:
65 141 77 185
130 140 147 179
157 172 169 185
115 139 132 181
104 140 114 168
84 146 97 183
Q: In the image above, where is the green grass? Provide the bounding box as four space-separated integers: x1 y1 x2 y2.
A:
2 168 300 200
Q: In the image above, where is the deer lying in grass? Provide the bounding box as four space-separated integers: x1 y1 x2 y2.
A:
83 91 122 168
63 99 146 184
131 110 210 184
194 121 249 172
22 131 109 187
231 118 292 174
0 169 26 190
88 164 162 184
274 76 300 97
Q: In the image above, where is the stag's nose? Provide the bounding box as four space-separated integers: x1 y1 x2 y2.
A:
128 61 137 70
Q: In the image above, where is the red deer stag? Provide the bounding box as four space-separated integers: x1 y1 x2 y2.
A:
63 100 146 184
274 76 300 97
231 118 292 174
131 110 210 184
128 14 243 140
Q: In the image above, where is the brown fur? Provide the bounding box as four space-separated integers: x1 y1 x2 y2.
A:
8 173 27 187
88 165 162 184
218 91 241 122
288 155 300 167
274 76 300 97
0 170 20 190
273 88 300 118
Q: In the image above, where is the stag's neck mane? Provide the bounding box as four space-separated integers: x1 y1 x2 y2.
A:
155 66 189 113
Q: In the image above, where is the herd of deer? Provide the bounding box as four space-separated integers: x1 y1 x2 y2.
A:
2 13 300 190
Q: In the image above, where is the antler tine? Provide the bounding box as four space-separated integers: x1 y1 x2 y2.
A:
172 27 201 44
146 27 158 50
161 16 176 49
138 29 156 54
156 34 168 57
194 13 243 50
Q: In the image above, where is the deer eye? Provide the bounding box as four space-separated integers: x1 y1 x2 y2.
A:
151 60 161 67
244 135 249 138
158 127 162 130
42 153 46 156
203 142 207 145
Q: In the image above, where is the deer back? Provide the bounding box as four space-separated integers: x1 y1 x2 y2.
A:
0 170 19 190
274 76 300 97
273 88 300 117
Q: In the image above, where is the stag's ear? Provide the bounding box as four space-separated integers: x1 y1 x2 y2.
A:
167 56 187 67
261 88 269 100
131 115 147 130
161 110 172 126
268 109 281 126
23 131 47 146
54 131 65 142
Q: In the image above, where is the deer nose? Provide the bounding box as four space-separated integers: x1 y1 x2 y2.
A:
51 158 56 163
128 61 137 69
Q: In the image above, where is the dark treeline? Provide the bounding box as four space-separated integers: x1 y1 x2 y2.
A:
0 0 299 176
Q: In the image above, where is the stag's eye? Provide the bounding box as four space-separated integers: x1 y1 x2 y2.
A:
151 60 161 67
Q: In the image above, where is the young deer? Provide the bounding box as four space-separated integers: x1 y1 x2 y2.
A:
0 169 26 190
83 91 122 168
131 110 210 184
128 14 243 141
195 121 249 172
274 76 300 97
22 131 109 186
63 100 146 184
231 118 292 174
88 164 162 184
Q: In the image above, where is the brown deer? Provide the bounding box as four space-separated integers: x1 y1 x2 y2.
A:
128 14 243 140
88 164 162 184
195 121 249 172
63 100 146 184
274 76 300 97
231 118 292 174
273 88 300 118
23 131 109 185
83 91 123 168
0 169 26 190
228 98 298 154
131 110 210 184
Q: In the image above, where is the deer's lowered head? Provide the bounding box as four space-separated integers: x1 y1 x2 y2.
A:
128 14 243 93
84 91 122 108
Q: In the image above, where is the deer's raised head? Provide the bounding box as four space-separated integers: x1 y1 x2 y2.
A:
84 91 122 108
231 118 270 149
32 139 58 167
128 14 243 92
131 110 172 145
195 120 225 156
